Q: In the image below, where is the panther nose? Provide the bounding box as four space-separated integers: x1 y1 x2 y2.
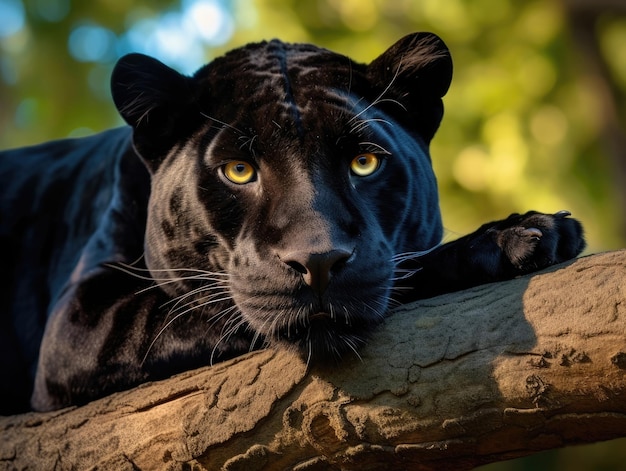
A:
282 249 352 296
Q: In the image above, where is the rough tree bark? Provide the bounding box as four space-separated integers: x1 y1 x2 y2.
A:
1 250 625 470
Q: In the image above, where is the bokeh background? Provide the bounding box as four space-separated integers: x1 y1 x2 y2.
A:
1 0 625 468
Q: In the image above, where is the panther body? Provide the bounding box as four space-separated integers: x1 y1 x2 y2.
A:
0 33 585 413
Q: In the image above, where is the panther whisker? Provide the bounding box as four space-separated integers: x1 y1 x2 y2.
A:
208 292 271 354
103 262 157 281
342 306 350 324
387 285 419 309
212 300 254 348
142 291 237 364
276 305 295 343
248 319 268 354
240 300 272 349
366 301 388 322
166 287 230 314
147 290 232 354
206 307 245 358
161 283 228 304
107 263 231 298
392 247 439 263
111 261 230 277
141 308 195 366
372 291 391 309
385 295 404 310
391 267 423 282
207 302 240 329
396 248 435 258
167 293 234 320
164 288 232 318
342 335 364 362
135 274 229 295
210 314 248 365
295 305 308 336
389 285 415 294
156 267 228 275
162 277 230 303
212 305 243 334
305 338 313 370
266 308 285 341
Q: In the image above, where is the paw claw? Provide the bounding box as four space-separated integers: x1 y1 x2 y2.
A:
523 227 543 240
554 210 571 218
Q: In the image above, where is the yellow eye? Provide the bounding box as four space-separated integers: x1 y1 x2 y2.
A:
350 153 380 177
223 161 256 184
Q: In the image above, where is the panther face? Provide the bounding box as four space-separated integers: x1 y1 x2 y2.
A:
111 33 452 361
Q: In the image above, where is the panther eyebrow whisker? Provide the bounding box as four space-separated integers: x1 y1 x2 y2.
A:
350 118 394 137
358 141 392 155
348 57 404 125
373 97 407 112
200 112 244 135
347 58 353 96
237 133 259 153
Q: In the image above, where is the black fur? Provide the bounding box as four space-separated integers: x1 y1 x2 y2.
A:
0 33 585 414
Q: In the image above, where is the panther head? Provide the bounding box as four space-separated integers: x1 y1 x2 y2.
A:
110 32 452 362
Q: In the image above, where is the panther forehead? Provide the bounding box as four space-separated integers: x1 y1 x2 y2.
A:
197 40 362 138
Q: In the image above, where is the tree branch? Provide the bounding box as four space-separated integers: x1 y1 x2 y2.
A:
1 250 625 470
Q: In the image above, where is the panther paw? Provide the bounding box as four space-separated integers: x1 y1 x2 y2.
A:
493 210 585 274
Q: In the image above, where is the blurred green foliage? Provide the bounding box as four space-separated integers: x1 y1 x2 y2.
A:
1 0 625 467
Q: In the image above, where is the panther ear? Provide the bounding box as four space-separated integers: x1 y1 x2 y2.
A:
111 53 195 168
367 32 453 142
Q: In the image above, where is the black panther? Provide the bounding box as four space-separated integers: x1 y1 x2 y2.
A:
0 33 585 413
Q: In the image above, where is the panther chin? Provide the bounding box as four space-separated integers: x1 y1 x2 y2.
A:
274 310 377 364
